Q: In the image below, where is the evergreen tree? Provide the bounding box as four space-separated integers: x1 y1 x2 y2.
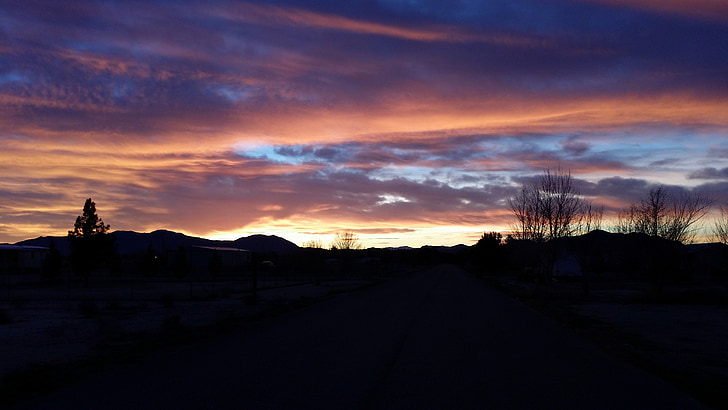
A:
69 198 110 238
68 198 114 286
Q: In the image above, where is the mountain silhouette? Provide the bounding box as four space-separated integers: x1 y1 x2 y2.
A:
15 230 298 256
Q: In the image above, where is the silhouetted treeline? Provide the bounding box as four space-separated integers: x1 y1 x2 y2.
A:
12 228 728 289
469 230 728 286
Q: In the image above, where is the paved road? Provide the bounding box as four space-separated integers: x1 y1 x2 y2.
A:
17 265 704 409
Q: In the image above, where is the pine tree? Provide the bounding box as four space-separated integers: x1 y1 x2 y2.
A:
69 198 110 238
68 198 114 286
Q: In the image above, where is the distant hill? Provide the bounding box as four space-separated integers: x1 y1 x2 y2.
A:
14 236 72 255
232 234 299 254
16 230 299 256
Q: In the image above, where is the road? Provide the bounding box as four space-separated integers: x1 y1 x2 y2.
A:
16 265 704 409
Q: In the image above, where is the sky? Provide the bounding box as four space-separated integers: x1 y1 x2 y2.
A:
1 0 728 248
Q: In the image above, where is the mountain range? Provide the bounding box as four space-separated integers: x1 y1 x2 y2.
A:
15 230 299 256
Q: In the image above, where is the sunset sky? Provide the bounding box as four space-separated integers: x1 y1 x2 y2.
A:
2 0 728 247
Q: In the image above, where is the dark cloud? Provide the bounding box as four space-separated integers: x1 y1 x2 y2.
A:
648 158 680 167
708 148 728 159
578 176 651 206
561 137 590 156
688 167 728 180
695 181 728 205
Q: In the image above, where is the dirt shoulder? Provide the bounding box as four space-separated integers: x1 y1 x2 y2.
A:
482 276 728 410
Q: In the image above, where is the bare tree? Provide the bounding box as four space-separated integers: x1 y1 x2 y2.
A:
331 231 363 250
614 186 712 243
302 239 324 249
663 190 712 243
578 200 604 235
614 209 631 235
509 168 585 241
616 187 668 236
542 168 580 239
615 205 642 235
509 185 545 242
645 186 669 238
713 205 728 245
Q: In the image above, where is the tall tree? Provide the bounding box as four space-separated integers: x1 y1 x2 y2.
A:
69 198 110 238
68 198 114 285
509 168 586 242
664 189 712 243
510 185 545 242
615 186 712 243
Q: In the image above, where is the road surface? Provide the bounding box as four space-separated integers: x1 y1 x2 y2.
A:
15 265 704 409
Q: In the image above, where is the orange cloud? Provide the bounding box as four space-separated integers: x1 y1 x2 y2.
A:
229 92 728 146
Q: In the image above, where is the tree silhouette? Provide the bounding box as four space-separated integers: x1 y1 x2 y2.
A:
474 232 504 275
68 198 114 286
331 231 362 250
713 205 728 245
302 239 324 249
69 198 110 238
616 186 712 243
578 200 604 235
509 168 585 241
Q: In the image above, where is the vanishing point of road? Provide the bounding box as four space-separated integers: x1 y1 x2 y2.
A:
17 265 704 409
